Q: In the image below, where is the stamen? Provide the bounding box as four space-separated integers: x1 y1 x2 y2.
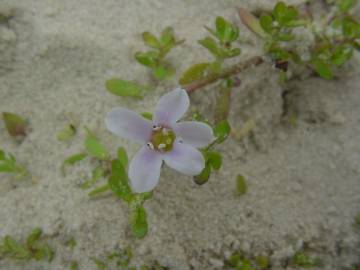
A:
149 125 176 152
147 142 154 150
158 143 166 149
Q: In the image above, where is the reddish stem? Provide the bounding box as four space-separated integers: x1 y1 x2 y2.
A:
182 56 264 93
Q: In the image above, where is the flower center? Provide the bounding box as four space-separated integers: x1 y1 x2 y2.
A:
147 125 176 152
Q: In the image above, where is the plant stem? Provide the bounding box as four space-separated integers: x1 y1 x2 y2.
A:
182 56 264 93
88 184 110 197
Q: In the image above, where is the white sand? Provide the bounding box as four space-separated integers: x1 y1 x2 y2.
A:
0 0 359 269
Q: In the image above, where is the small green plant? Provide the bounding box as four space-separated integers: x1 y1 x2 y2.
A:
106 27 184 99
136 27 184 80
2 112 27 138
236 174 247 195
62 129 151 238
292 251 322 268
69 260 79 270
225 251 270 270
92 247 168 270
199 16 241 61
240 0 359 80
0 149 28 179
57 123 77 142
0 228 54 262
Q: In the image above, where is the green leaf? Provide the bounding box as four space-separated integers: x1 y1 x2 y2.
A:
277 33 294 41
160 27 175 48
142 31 160 49
33 243 54 262
312 59 333 80
198 36 222 56
215 16 239 43
70 261 79 270
2 112 27 137
57 124 76 142
134 51 159 68
342 16 360 38
227 252 242 267
273 2 298 26
141 112 153 120
152 65 174 80
331 45 353 66
0 150 5 160
238 8 268 39
84 130 109 160
61 152 87 174
193 163 211 185
355 213 360 226
199 37 240 59
108 159 133 202
117 147 128 168
0 151 27 178
130 205 148 238
236 174 247 195
226 48 241 57
206 151 222 170
259 14 274 33
293 252 322 267
337 0 358 12
256 255 270 269
0 162 15 173
213 120 231 143
26 228 42 248
106 79 145 98
92 258 108 270
3 236 30 260
269 47 291 60
179 62 211 85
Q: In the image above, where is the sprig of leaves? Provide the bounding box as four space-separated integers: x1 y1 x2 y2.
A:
257 2 305 70
0 149 28 179
135 26 184 80
240 1 359 80
105 27 183 98
0 228 54 262
180 16 241 87
309 0 360 79
61 130 151 238
194 120 231 185
292 251 323 268
200 16 241 60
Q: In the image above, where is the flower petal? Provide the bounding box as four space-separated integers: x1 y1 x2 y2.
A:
153 88 190 126
163 141 205 176
105 107 152 144
128 146 163 193
174 121 215 148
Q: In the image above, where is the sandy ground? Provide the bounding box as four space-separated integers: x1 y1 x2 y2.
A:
0 0 359 269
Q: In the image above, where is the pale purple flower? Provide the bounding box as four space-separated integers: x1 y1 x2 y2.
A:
105 88 215 193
